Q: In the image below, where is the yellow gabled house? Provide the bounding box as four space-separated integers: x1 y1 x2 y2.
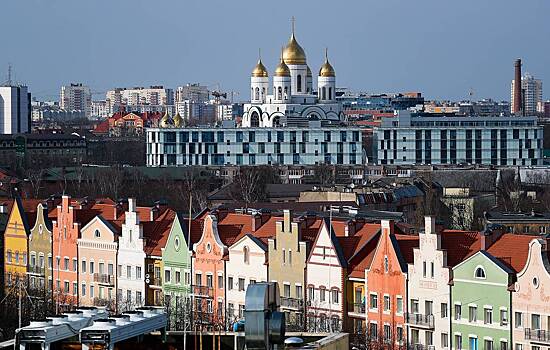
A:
4 196 38 288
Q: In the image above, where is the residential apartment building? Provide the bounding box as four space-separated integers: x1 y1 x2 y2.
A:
146 122 364 167
106 86 174 114
0 85 31 134
60 83 92 118
511 74 543 115
374 111 543 166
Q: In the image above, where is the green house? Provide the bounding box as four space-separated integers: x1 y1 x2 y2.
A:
451 250 514 350
161 212 193 328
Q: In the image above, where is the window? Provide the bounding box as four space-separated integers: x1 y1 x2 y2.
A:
514 344 523 350
500 309 508 325
455 304 462 320
384 256 389 273
164 269 171 283
469 306 477 322
243 246 249 264
396 297 403 313
397 326 403 343
64 258 69 270
94 229 101 238
455 335 462 350
383 324 391 343
532 313 541 330
383 295 390 311
175 271 181 284
90 285 94 298
206 275 213 288
332 289 339 304
514 312 523 328
484 339 493 350
320 287 326 302
81 284 86 297
73 282 78 295
284 284 291 298
369 323 378 339
441 333 449 348
136 291 142 304
475 266 486 279
90 261 95 274
184 271 190 285
423 261 427 277
81 260 87 273
430 262 434 278
425 331 433 346
295 285 302 299
441 303 448 318
283 249 286 264
136 266 142 279
500 341 507 350
218 274 223 289
411 299 419 314
228 277 233 290
484 308 493 324
288 250 292 265
370 293 378 309
238 278 245 291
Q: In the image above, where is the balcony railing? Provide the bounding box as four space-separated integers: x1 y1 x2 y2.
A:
280 296 304 309
93 273 115 285
525 328 550 343
405 313 435 328
348 302 366 314
192 285 213 297
27 265 45 275
149 277 162 287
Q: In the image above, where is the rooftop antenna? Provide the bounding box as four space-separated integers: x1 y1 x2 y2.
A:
7 64 12 85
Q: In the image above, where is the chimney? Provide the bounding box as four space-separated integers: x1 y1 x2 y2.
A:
252 213 262 232
424 216 436 235
381 219 393 235
128 198 136 213
513 59 522 114
481 225 505 250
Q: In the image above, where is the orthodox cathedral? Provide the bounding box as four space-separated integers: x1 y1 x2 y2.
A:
241 23 344 128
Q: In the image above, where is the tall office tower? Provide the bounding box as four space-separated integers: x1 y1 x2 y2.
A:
60 83 92 118
0 85 31 134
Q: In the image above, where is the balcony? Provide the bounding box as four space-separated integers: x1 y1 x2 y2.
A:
27 265 45 275
280 296 304 310
405 313 435 329
408 345 435 350
348 302 366 315
525 328 550 344
192 285 213 298
93 273 115 286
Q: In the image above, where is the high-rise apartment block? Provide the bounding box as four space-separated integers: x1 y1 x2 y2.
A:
175 84 209 103
60 83 92 118
0 85 31 134
106 86 174 114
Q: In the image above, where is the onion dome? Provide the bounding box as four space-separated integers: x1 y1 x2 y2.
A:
307 66 312 77
173 112 183 127
318 48 335 77
283 19 307 65
274 49 291 77
160 110 172 127
252 59 268 77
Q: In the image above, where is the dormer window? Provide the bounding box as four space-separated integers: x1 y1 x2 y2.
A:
474 266 486 279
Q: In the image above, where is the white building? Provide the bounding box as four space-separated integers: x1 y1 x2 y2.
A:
91 100 109 119
374 111 543 166
116 198 146 309
241 27 343 128
106 86 174 114
511 73 543 114
407 217 452 350
0 85 30 134
226 233 268 323
60 83 92 118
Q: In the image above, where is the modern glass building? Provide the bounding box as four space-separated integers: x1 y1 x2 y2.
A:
146 123 364 167
374 111 543 166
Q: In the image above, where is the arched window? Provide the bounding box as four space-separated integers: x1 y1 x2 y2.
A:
261 87 266 100
243 246 250 264
250 112 260 127
251 87 254 99
95 229 101 238
328 87 332 100
474 266 486 279
384 256 389 273
284 86 288 100
278 86 282 100
255 87 259 100
322 87 326 100
297 75 302 92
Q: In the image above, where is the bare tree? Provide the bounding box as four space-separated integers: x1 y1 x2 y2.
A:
25 168 44 199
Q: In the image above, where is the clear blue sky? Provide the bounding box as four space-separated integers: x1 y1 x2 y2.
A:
2 0 549 102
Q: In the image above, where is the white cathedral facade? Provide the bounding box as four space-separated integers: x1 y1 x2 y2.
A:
241 27 344 128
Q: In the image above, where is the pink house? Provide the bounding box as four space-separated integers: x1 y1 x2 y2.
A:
78 215 120 310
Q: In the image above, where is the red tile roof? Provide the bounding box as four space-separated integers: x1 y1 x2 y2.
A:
395 234 420 265
485 233 533 273
144 209 176 256
440 230 481 267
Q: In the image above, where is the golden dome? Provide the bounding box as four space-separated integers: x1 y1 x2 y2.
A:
160 110 172 127
319 49 335 77
252 58 268 78
283 33 307 65
173 112 183 127
274 50 291 77
307 66 312 77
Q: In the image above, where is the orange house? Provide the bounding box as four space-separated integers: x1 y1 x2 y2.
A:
192 213 231 328
365 220 418 349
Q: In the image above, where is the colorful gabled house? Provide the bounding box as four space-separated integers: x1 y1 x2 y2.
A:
365 219 418 348
406 217 482 350
512 237 550 350
28 201 56 299
4 196 39 289
78 214 120 310
451 231 531 350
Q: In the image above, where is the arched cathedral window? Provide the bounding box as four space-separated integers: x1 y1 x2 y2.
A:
297 75 302 92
